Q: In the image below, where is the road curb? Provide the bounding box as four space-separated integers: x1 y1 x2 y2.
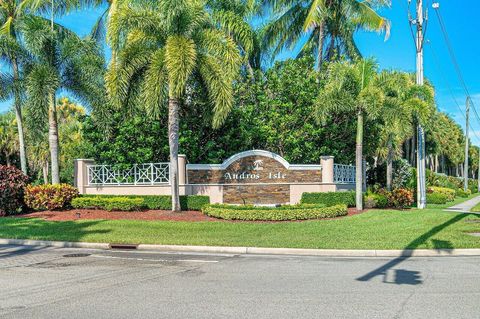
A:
2 238 480 257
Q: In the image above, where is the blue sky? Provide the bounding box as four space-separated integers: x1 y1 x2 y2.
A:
1 1 479 144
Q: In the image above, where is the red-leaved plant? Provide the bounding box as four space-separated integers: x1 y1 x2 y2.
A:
24 184 79 211
0 165 29 216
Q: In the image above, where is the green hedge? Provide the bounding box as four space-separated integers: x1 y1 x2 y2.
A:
426 193 448 205
203 204 348 221
428 187 456 202
207 203 326 210
301 192 355 207
364 193 389 209
456 188 472 198
72 197 144 211
76 195 210 211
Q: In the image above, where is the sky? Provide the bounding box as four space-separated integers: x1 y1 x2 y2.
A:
1 0 479 144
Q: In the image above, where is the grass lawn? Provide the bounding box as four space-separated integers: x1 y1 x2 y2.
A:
470 202 480 212
1 194 480 250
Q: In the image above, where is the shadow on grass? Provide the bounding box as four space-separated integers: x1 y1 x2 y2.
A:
0 218 110 257
356 213 473 285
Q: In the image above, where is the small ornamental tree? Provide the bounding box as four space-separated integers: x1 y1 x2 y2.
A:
0 165 29 216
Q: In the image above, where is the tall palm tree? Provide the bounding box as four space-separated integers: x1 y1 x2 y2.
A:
263 0 391 69
375 71 413 190
21 15 104 184
107 0 241 211
207 0 263 75
317 59 384 211
0 0 34 174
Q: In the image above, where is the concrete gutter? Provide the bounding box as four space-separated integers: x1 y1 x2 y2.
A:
1 238 480 257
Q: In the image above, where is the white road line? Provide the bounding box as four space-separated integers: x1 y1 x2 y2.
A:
90 255 219 263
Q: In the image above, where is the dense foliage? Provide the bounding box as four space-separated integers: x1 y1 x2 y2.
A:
203 204 348 221
73 195 210 211
24 184 79 211
301 191 356 207
0 165 29 215
0 0 478 212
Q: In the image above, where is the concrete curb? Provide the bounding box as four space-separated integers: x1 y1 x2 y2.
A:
2 238 480 257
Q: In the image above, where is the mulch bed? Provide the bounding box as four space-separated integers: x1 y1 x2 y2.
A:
14 207 364 223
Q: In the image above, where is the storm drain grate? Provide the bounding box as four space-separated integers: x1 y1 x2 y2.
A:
109 244 138 250
63 253 91 258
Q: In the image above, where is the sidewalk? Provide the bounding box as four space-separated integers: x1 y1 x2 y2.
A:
444 195 480 213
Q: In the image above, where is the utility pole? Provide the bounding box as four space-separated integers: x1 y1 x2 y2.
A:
464 97 470 192
415 0 427 209
478 147 480 193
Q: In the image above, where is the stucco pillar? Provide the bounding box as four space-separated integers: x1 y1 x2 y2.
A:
178 154 187 185
74 159 95 194
321 156 334 184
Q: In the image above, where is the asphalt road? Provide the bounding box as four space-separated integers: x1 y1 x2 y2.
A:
1 244 479 319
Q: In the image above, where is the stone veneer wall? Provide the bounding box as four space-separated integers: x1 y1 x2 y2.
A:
223 185 290 205
187 156 322 184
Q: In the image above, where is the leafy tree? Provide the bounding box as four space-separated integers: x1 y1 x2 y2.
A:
207 0 264 75
21 16 104 184
0 111 18 166
107 0 241 211
263 0 391 68
317 59 384 211
0 0 35 174
375 71 413 190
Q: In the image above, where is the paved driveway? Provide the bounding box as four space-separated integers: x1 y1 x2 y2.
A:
1 244 480 319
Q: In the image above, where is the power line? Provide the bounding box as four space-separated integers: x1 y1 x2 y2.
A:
427 41 480 145
432 6 480 128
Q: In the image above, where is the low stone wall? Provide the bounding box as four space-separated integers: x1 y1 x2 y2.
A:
75 150 355 205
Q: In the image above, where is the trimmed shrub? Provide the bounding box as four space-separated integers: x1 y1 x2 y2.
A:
426 193 448 205
24 184 79 211
388 188 414 209
208 203 326 210
301 192 355 207
0 165 29 216
72 197 144 211
75 195 210 211
203 204 348 221
428 187 456 202
364 193 389 209
456 188 471 198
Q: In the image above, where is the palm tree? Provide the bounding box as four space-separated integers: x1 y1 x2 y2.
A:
375 71 413 190
107 0 241 211
21 15 105 184
263 0 390 69
207 0 263 76
317 59 384 211
0 111 18 166
0 0 35 174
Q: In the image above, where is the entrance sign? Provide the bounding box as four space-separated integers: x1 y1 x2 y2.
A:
187 150 323 204
75 150 355 205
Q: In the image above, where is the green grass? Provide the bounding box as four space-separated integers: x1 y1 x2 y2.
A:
1 195 479 250
471 203 480 212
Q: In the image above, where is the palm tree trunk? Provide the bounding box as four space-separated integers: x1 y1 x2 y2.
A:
43 161 49 185
168 97 181 212
356 110 364 212
317 23 325 71
6 155 11 166
410 134 416 166
48 93 60 184
12 59 27 175
386 139 393 191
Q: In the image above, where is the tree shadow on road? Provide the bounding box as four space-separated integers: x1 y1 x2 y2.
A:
356 213 472 285
0 218 110 259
